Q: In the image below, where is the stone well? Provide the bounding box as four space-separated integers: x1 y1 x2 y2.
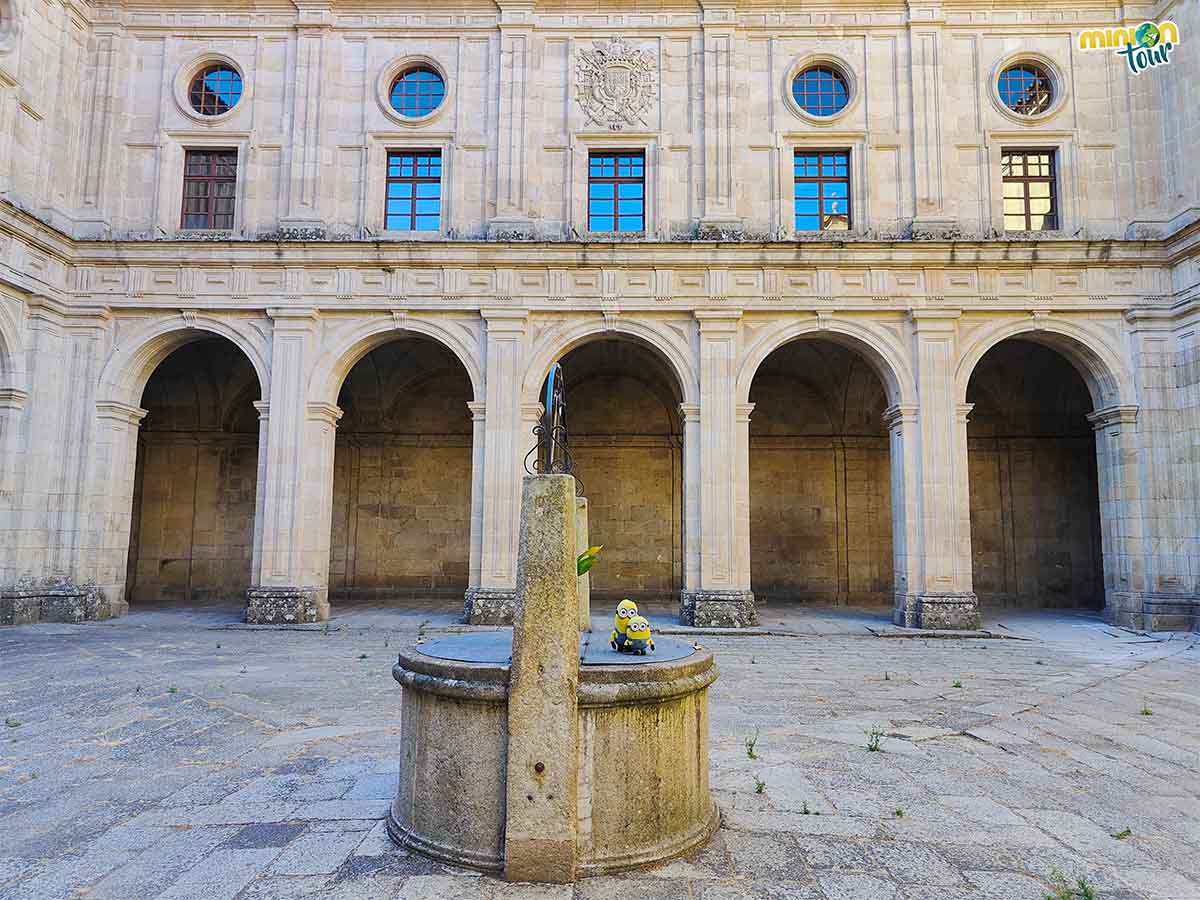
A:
389 633 719 876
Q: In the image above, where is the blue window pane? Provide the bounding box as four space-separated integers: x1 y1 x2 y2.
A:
795 215 820 230
618 199 642 215
618 215 643 231
618 182 643 199
388 183 413 199
390 67 446 118
825 182 848 198
190 65 243 116
414 215 439 230
415 198 439 214
416 183 440 198
791 66 850 117
823 198 846 214
590 198 614 216
795 199 819 215
387 200 412 215
591 215 614 231
795 182 819 199
590 183 614 199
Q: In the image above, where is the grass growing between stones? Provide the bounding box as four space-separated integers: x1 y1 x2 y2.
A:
1140 699 1153 716
865 725 884 752
753 776 766 794
1045 870 1098 900
744 727 760 759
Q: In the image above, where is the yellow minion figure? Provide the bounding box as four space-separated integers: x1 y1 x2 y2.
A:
610 599 639 651
624 616 654 655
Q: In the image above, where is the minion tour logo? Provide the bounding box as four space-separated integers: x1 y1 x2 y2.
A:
1078 21 1181 75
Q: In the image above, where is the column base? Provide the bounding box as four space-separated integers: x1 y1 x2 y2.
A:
0 579 119 625
894 592 980 630
678 590 758 627
1108 593 1199 632
464 588 517 625
244 586 328 625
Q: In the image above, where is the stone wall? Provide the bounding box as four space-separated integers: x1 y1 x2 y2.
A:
127 340 259 606
328 339 474 602
748 340 893 605
967 340 1103 609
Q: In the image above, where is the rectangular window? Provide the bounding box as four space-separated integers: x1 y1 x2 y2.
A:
385 150 442 231
1001 149 1058 231
794 150 850 232
588 152 645 232
181 149 237 230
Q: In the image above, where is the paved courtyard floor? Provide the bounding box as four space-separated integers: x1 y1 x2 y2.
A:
1 603 1198 900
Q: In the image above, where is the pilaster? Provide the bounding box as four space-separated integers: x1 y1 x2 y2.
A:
906 0 952 235
280 1 332 236
697 0 743 239
488 0 536 239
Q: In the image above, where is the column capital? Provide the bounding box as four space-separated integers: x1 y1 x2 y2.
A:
467 400 487 421
95 400 148 427
305 402 343 426
253 400 270 421
0 387 29 411
482 309 530 335
1086 404 1139 431
882 403 918 430
520 401 545 421
267 307 321 331
955 402 974 423
694 309 742 333
909 309 961 332
735 402 755 423
679 402 701 423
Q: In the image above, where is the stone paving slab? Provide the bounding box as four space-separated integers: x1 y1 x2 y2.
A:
0 604 1198 899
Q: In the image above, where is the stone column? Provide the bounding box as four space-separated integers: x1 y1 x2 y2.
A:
893 311 979 629
465 310 530 624
466 400 487 602
680 311 756 626
575 497 590 631
504 474 579 883
680 402 702 596
1087 405 1149 629
245 308 336 624
0 387 28 591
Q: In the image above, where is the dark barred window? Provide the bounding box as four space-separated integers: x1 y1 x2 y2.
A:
588 152 645 232
997 64 1054 116
188 65 243 117
1002 149 1058 231
793 151 850 232
181 149 237 230
386 151 442 231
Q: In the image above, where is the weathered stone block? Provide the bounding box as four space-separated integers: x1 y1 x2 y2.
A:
679 590 758 627
462 588 516 625
894 593 981 630
244 586 327 624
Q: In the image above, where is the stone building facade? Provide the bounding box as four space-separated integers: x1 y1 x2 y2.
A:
0 0 1197 630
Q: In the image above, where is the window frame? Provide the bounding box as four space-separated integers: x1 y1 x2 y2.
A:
383 149 444 233
587 150 647 234
173 54 250 126
1000 147 1060 233
180 147 239 231
792 148 852 233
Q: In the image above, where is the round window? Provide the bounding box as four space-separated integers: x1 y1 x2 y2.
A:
389 67 446 119
188 64 243 117
997 64 1054 116
791 66 850 118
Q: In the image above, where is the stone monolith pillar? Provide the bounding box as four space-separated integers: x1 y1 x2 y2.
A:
504 474 580 883
575 496 590 632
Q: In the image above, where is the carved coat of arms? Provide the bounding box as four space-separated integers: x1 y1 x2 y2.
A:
576 38 657 130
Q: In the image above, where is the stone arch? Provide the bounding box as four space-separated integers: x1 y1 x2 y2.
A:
735 316 915 409
954 317 1132 410
310 316 484 408
96 313 270 409
521 317 698 406
0 299 24 385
